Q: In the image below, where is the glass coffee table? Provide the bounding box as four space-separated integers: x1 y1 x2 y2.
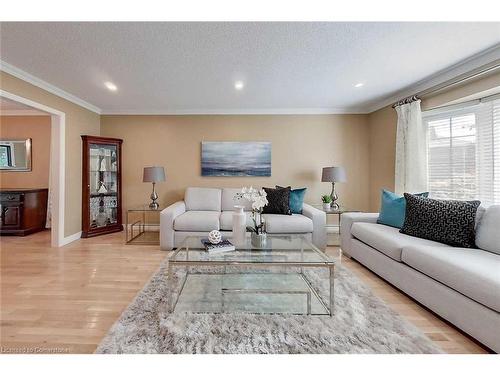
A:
167 235 335 316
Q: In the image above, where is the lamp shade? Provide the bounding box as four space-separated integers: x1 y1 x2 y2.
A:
321 166 347 182
143 166 166 183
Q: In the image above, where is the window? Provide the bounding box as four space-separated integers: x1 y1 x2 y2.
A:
423 97 500 206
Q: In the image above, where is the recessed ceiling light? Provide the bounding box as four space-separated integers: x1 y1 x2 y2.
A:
104 81 118 92
234 81 244 90
354 83 364 88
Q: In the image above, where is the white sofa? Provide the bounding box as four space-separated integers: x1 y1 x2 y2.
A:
160 187 327 251
340 207 500 353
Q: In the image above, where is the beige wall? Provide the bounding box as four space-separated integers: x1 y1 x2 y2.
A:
2 67 496 234
367 106 397 211
0 72 100 236
367 71 500 212
101 115 371 219
0 115 51 189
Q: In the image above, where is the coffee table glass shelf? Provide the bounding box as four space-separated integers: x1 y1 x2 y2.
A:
168 234 335 316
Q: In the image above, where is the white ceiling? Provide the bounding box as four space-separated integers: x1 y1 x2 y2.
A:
1 22 499 114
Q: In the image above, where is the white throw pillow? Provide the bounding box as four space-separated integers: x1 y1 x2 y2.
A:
475 205 500 255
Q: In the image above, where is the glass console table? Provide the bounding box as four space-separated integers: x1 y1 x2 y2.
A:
312 205 360 246
126 204 165 245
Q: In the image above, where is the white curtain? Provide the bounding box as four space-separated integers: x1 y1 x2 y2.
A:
394 99 428 194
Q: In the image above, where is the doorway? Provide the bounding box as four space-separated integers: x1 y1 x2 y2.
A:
0 90 66 247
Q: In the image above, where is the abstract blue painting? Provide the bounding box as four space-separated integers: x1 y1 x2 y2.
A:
201 142 271 176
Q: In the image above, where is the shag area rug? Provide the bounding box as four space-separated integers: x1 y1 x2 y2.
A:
96 258 442 354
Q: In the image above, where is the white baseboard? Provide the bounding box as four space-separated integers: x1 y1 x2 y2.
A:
60 231 82 246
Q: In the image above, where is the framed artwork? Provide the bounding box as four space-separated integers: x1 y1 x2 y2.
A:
201 141 271 177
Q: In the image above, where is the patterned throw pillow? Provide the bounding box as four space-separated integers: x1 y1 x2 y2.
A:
276 185 307 214
262 187 292 215
401 194 481 248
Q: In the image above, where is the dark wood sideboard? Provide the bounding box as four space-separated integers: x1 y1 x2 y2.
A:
0 188 49 236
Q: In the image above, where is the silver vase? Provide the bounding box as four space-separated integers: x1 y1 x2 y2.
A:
251 232 267 249
96 211 107 227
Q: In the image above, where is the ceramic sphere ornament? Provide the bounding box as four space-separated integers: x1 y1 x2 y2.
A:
208 230 222 244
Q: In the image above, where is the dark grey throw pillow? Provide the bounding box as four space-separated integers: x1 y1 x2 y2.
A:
262 187 291 215
400 193 480 248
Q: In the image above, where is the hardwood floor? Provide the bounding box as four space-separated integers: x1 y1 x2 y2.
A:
0 231 488 354
327 249 488 354
1 231 165 354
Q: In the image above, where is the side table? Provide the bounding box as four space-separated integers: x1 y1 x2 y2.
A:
126 204 165 245
312 205 360 246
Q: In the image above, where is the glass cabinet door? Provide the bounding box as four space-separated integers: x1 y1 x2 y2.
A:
88 143 119 229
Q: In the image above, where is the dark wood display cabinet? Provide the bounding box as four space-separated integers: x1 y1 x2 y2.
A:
81 135 123 238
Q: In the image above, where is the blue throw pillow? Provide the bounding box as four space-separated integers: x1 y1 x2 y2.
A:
378 189 429 228
276 186 307 214
289 188 307 214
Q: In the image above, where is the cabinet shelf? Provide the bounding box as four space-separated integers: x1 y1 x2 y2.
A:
90 192 118 197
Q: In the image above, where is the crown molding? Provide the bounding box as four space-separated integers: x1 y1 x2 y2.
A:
365 43 500 113
0 60 101 114
101 107 369 115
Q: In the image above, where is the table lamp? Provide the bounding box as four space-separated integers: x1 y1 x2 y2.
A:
143 166 166 209
321 166 346 210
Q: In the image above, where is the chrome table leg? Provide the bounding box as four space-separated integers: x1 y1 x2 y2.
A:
329 264 335 316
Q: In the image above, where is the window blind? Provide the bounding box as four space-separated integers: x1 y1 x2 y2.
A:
422 98 500 206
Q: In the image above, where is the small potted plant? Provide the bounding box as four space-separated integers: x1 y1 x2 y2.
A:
321 195 332 210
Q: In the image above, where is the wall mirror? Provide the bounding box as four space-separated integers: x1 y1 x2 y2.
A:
0 138 32 171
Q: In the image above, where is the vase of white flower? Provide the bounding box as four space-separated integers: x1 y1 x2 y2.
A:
251 231 267 248
234 186 269 248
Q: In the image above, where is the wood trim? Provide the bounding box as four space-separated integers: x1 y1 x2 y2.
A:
0 188 49 193
81 224 123 238
81 135 123 145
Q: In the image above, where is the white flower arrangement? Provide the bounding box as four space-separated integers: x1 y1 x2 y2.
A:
234 186 269 234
